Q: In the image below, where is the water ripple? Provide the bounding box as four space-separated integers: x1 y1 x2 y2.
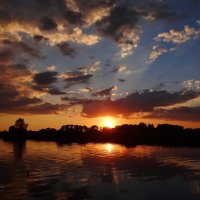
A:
1 140 200 199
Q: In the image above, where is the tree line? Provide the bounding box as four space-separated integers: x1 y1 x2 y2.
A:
0 119 200 146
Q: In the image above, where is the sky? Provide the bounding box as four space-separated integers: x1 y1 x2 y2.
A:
0 0 200 130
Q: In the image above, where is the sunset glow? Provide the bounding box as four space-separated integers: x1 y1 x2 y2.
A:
1 1 200 200
0 0 200 130
103 118 115 128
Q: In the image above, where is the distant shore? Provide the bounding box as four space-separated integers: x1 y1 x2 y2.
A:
1 123 200 147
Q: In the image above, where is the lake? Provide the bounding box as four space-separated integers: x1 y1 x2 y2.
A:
0 139 200 200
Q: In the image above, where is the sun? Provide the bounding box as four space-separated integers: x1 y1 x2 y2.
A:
103 117 115 128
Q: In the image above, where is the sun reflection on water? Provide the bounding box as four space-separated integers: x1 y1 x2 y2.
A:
106 143 112 153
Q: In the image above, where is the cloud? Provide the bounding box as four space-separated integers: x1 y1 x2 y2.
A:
196 19 200 25
155 25 200 44
95 1 180 57
0 61 33 98
112 65 126 73
0 99 67 114
0 82 19 101
61 62 100 87
63 90 200 118
0 0 101 47
118 78 125 82
182 80 200 91
47 65 56 71
64 9 83 25
0 0 197 117
0 0 182 59
20 102 68 114
33 71 58 86
0 81 43 113
0 48 15 64
80 87 94 92
143 2 180 22
0 62 64 114
96 5 141 58
65 74 93 88
57 42 76 57
32 71 66 96
0 74 67 114
149 22 200 62
0 40 42 64
149 46 168 63
92 86 116 96
0 97 42 114
39 16 57 31
153 82 168 90
144 106 200 122
72 0 114 25
33 34 47 42
48 87 66 95
32 85 66 96
103 65 127 77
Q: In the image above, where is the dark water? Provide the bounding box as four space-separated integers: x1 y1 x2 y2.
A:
1 140 200 200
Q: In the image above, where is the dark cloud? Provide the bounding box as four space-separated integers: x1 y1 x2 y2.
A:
95 0 180 55
15 41 42 58
63 90 200 118
32 85 66 96
75 0 114 9
96 5 138 42
0 0 195 118
0 0 67 24
9 63 28 71
39 16 57 31
48 88 66 95
0 82 19 100
143 2 179 22
105 63 111 67
0 48 15 64
33 35 47 42
64 9 83 25
0 62 32 105
0 82 42 113
32 70 65 95
118 78 125 82
191 0 200 9
153 82 167 90
89 55 95 60
0 0 181 56
21 102 68 114
145 106 200 122
57 42 76 57
31 85 46 92
33 71 58 86
65 74 93 88
62 62 99 88
0 99 67 115
93 86 115 96
0 80 67 114
0 62 32 81
0 8 11 23
0 60 55 114
1 40 42 60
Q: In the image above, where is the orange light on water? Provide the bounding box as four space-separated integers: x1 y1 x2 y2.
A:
107 143 113 153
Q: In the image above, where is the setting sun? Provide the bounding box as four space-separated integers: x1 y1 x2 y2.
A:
103 117 115 128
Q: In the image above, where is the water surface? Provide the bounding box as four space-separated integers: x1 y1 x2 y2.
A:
1 139 200 200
